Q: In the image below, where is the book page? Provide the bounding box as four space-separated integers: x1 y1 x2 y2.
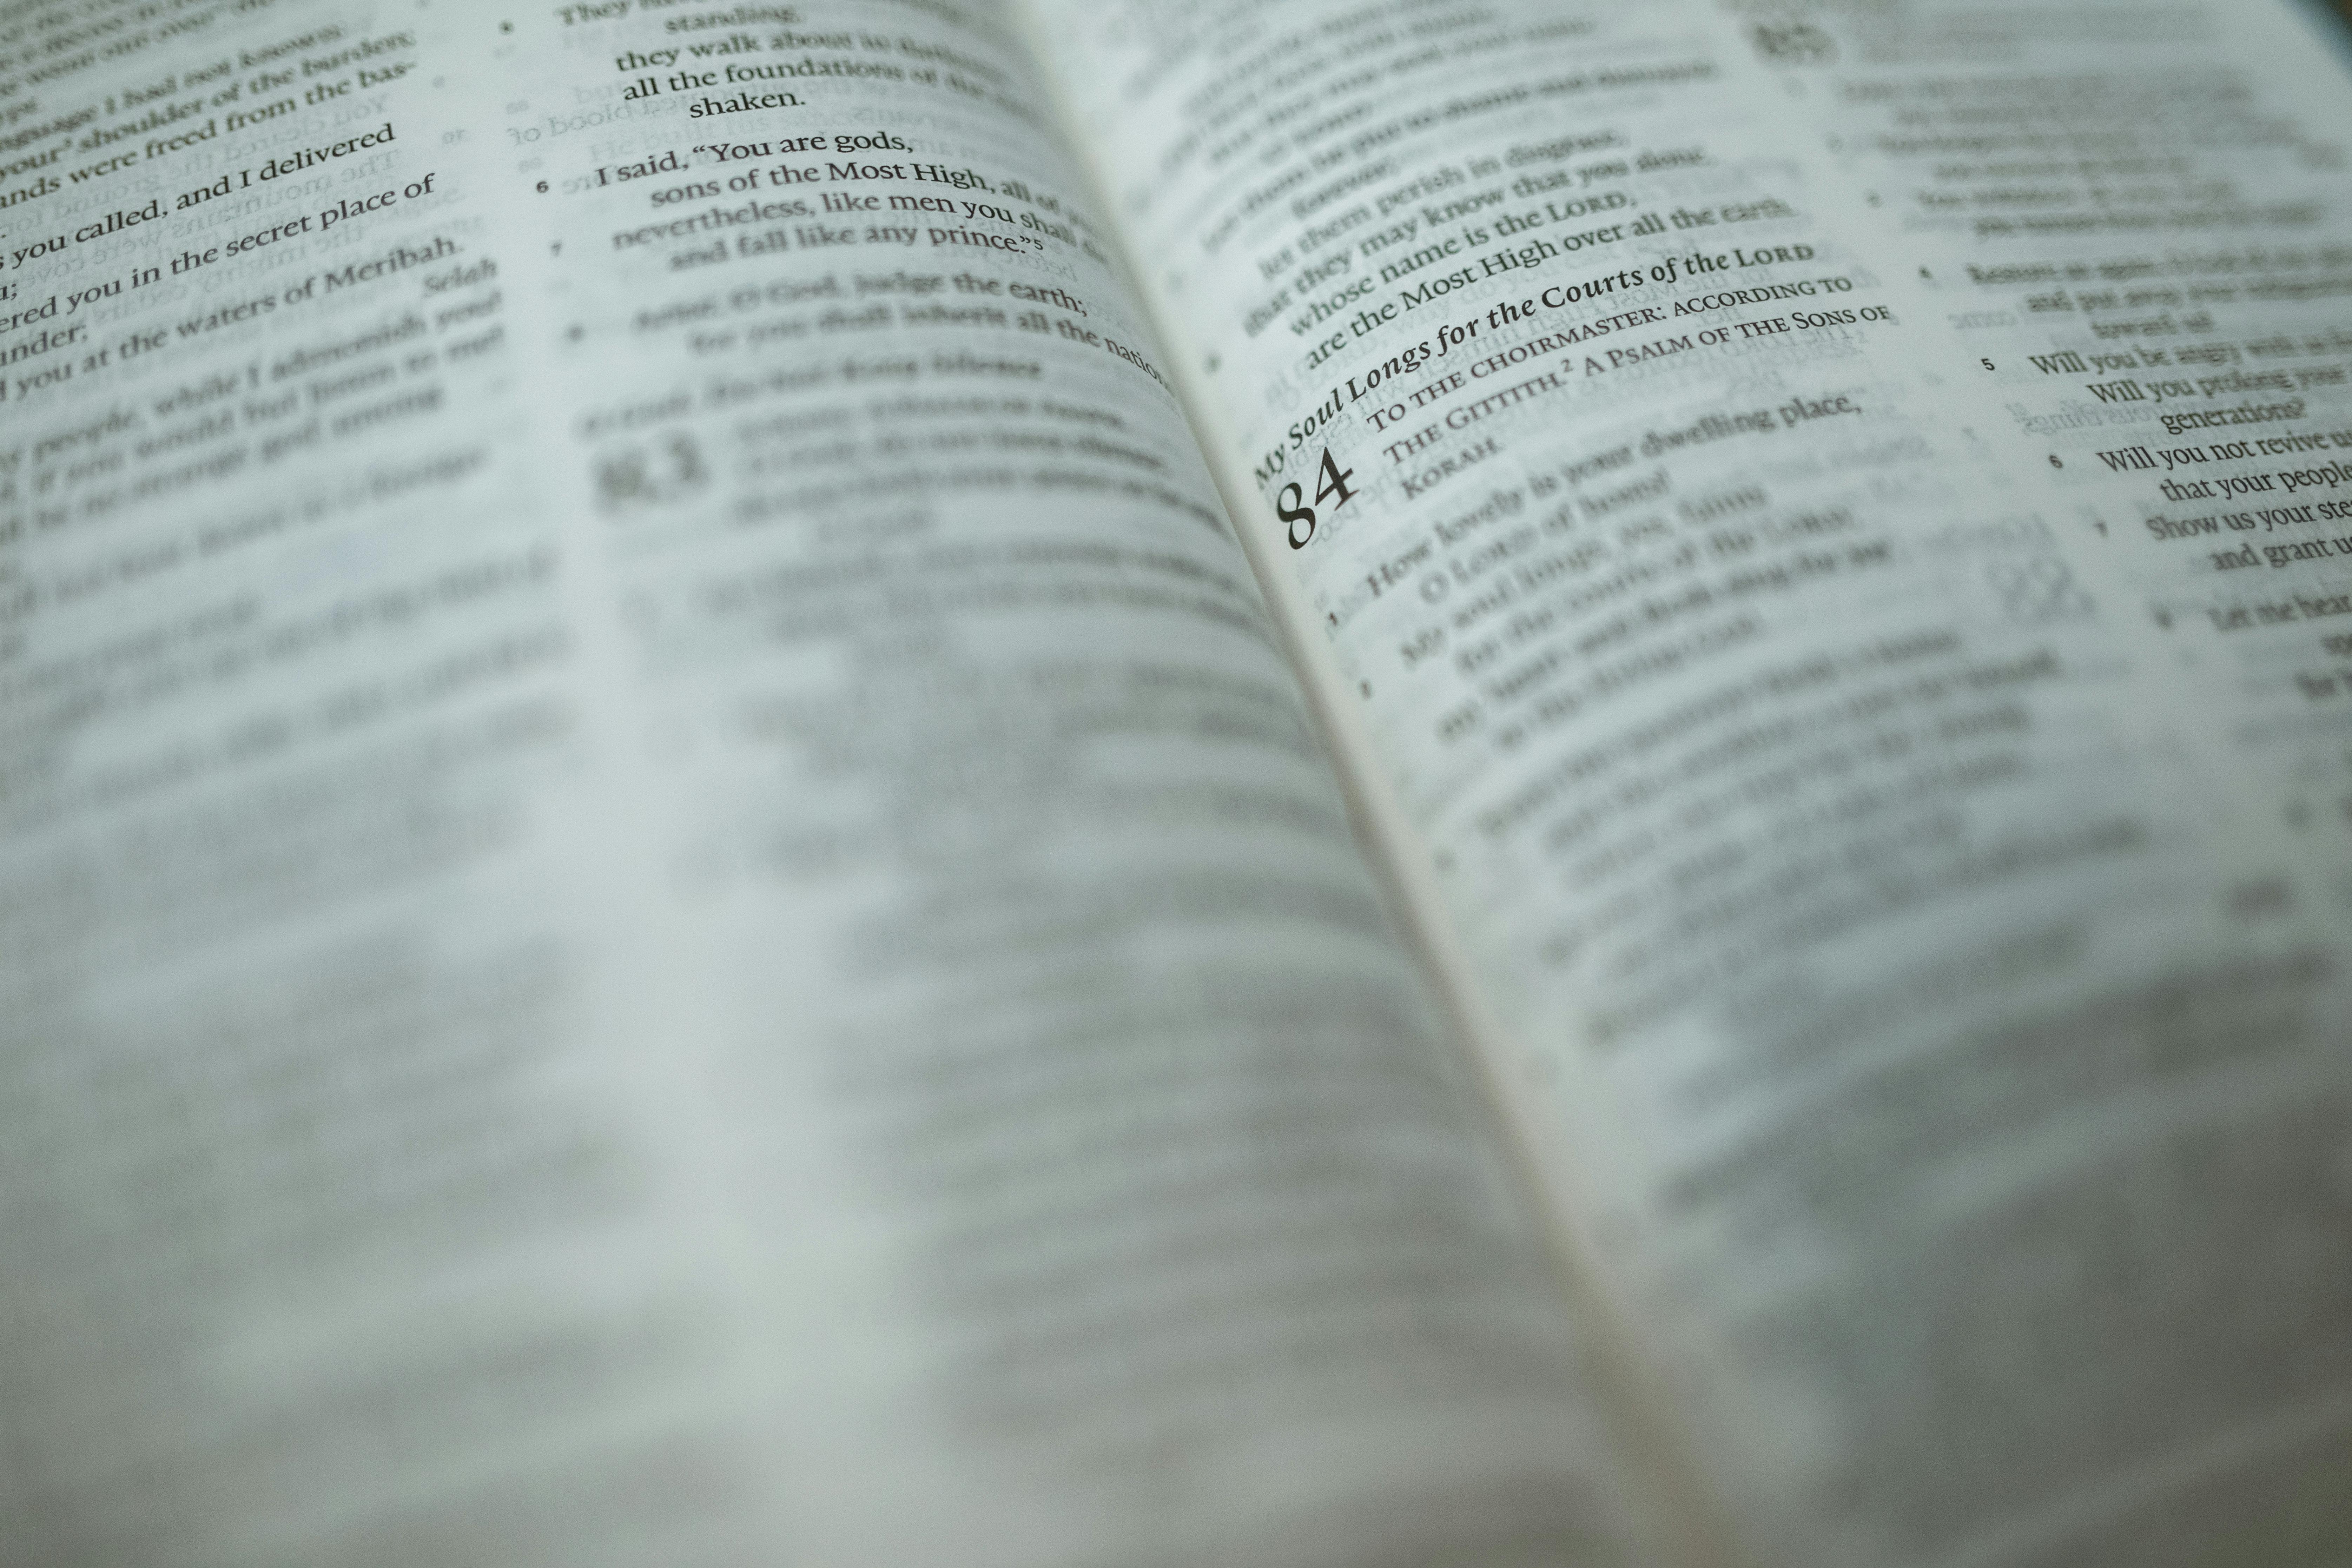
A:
1753 0 2352 816
0 1 1650 1563
1016 1 2352 1564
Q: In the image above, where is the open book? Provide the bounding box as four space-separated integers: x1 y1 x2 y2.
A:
6 0 2351 1561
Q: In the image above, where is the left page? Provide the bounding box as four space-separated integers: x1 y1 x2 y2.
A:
0 1 1661 1564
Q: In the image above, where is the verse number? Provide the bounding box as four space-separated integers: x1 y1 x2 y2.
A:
594 432 707 509
1277 446 1356 549
1988 556 2092 622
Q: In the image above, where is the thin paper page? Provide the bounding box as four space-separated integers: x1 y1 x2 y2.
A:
471 1 1657 1559
1755 0 2352 795
1017 1 2352 1564
0 1 1645 1563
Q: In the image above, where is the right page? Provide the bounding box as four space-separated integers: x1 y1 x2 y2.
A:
1015 2 2352 1565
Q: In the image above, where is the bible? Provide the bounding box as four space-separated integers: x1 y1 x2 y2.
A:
4 0 2350 1563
